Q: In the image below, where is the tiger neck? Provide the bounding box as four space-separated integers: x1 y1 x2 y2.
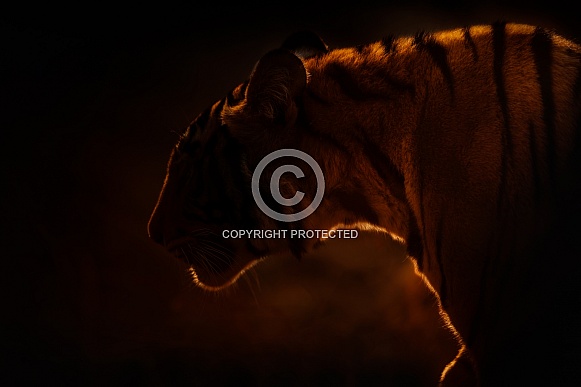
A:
300 49 452 304
298 121 416 244
299 83 425 243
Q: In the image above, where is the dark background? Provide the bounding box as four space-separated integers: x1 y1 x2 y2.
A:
2 2 579 386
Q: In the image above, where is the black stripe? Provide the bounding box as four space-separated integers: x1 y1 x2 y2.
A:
221 130 285 258
567 112 581 209
342 125 408 232
327 63 392 101
196 129 227 217
413 31 455 98
296 95 350 155
252 161 292 225
329 186 380 225
305 88 331 105
462 26 479 61
226 88 242 107
406 209 424 269
380 35 396 53
326 62 414 101
302 125 350 155
491 21 512 315
221 126 251 212
469 20 513 347
491 17 536 314
467 216 510 347
288 218 307 260
226 88 236 106
355 44 365 54
194 107 212 131
189 130 223 221
417 174 430 271
435 217 448 307
288 237 306 260
531 26 557 187
466 245 492 347
414 94 431 271
213 97 227 120
250 154 304 253
574 65 581 103
326 62 376 101
492 20 512 212
529 122 542 207
381 73 417 97
239 79 250 99
355 134 407 204
202 126 222 158
491 216 517 330
201 129 233 223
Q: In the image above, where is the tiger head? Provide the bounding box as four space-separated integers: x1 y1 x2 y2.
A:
147 32 411 290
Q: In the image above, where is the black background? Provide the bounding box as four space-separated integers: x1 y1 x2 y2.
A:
2 2 579 386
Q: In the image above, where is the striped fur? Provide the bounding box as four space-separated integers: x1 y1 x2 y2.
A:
149 24 581 386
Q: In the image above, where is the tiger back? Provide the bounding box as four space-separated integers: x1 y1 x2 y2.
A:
148 23 581 386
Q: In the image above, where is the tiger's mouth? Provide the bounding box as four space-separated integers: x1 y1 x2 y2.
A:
166 231 261 290
167 233 235 274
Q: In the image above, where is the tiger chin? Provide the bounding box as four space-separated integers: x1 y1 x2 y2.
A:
149 23 581 386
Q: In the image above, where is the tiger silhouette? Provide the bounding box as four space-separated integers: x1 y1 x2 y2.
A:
148 23 581 386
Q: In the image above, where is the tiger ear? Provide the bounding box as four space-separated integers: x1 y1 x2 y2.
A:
245 48 307 123
281 30 329 59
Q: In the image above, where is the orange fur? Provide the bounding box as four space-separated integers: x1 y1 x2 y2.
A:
149 24 581 386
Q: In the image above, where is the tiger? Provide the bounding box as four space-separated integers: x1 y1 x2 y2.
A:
148 23 581 386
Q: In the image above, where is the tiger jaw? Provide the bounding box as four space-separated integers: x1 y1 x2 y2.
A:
187 256 262 291
167 237 261 290
168 225 345 290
